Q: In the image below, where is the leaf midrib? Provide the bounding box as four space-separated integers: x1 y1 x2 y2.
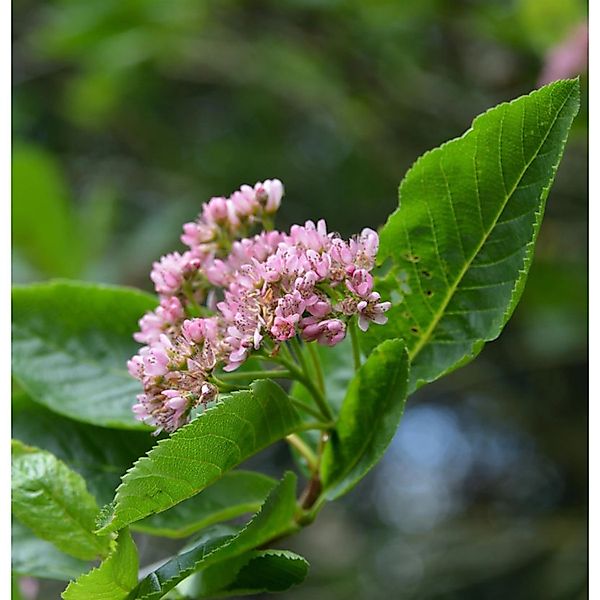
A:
407 85 575 363
133 501 263 538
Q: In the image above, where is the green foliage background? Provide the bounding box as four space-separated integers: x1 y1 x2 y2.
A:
13 0 587 598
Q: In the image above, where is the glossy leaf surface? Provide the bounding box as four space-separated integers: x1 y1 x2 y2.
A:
12 281 156 429
11 440 111 561
321 339 409 500
364 79 580 390
132 472 298 599
133 471 277 538
62 529 138 600
98 381 302 534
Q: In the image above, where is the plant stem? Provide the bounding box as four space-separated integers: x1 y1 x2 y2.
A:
349 317 362 371
285 434 318 472
262 215 275 232
299 475 322 512
297 430 330 517
306 342 325 393
278 340 297 365
210 376 243 392
273 355 334 422
294 421 334 433
219 369 291 381
290 397 326 421
247 352 333 422
290 336 309 376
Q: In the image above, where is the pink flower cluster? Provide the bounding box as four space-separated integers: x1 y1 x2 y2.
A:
150 179 283 299
129 179 391 433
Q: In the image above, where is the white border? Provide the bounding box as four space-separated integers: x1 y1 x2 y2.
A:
4 0 13 594
4 4 591 599
588 1 596 596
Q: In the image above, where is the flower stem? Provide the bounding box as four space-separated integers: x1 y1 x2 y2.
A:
279 341 297 366
299 474 322 512
306 342 325 394
294 420 334 432
349 317 362 371
290 336 309 375
290 397 326 421
285 434 318 472
273 355 334 422
210 376 242 392
262 215 275 232
219 369 291 380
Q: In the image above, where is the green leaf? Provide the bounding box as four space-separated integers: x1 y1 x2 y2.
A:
321 339 409 500
62 529 138 600
11 440 112 561
12 144 83 278
170 550 250 599
133 471 277 538
183 549 309 598
364 79 580 391
131 472 299 599
12 389 154 505
12 519 91 582
11 281 156 429
98 380 302 534
222 550 309 596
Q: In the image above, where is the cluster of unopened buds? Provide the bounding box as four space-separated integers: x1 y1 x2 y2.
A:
128 179 391 433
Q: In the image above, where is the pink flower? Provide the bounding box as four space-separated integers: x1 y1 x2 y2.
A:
181 221 215 248
202 196 229 224
150 252 185 295
293 271 319 299
346 268 374 298
288 219 329 252
256 179 284 213
162 389 187 411
143 345 170 376
306 298 331 318
350 228 379 269
275 291 306 320
230 187 259 218
150 251 200 296
127 355 144 380
129 179 393 433
134 297 185 345
199 382 218 404
301 317 346 346
160 390 192 431
223 325 253 371
205 258 230 287
538 23 588 86
271 316 298 341
304 249 331 279
161 297 184 321
357 292 391 332
330 238 353 266
132 394 152 423
182 318 207 343
133 312 163 345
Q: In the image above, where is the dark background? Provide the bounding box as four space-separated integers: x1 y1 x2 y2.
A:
13 0 588 598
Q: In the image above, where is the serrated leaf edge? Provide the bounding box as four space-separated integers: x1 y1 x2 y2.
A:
134 472 297 600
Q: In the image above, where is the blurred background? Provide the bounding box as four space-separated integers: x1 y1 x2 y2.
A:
12 0 588 598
